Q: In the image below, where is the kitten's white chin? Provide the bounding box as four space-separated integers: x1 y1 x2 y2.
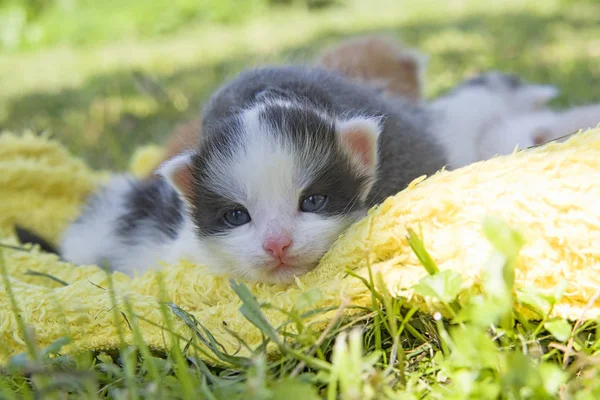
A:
258 262 318 284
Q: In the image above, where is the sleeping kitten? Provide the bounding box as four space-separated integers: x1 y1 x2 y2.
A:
429 71 559 168
58 65 448 284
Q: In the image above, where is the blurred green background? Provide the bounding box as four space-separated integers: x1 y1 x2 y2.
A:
1 0 599 169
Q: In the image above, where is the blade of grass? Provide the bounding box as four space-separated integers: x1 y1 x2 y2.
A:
229 280 280 345
0 249 39 361
168 302 250 367
121 297 162 398
104 266 139 400
24 270 69 287
155 273 197 400
0 243 31 252
230 280 331 371
406 227 439 275
290 299 349 378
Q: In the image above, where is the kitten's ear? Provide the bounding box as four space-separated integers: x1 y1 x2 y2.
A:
157 151 195 202
336 116 383 178
519 84 559 108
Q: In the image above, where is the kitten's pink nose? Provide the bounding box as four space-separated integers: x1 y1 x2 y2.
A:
263 235 292 260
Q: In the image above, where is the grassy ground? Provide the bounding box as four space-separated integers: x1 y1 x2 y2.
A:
2 0 600 398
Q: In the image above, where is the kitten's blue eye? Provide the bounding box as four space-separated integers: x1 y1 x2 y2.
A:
223 209 251 227
300 195 327 212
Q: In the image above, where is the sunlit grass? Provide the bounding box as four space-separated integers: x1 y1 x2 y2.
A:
2 218 600 398
1 1 599 169
1 0 599 169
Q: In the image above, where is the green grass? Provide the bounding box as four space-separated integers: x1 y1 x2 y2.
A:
0 0 335 52
2 219 600 399
2 0 600 398
1 0 599 169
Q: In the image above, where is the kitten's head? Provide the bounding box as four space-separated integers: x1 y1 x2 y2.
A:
453 71 559 111
159 99 382 284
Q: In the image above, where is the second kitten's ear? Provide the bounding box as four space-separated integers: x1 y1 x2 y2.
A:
157 151 195 202
336 117 383 178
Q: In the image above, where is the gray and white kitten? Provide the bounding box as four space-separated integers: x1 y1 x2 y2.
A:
60 66 448 284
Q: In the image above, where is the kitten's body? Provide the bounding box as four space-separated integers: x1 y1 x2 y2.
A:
60 66 448 283
429 72 559 168
479 102 600 159
60 176 199 273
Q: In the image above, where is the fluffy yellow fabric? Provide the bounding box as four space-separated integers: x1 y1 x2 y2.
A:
0 132 106 242
1 129 599 365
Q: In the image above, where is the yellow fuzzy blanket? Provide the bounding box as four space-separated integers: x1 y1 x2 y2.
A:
1 129 600 365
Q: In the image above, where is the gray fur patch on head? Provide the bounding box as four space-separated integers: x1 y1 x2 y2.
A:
452 71 558 108
455 71 524 92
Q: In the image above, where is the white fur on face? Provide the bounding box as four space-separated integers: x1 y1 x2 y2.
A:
187 106 364 284
197 212 356 284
